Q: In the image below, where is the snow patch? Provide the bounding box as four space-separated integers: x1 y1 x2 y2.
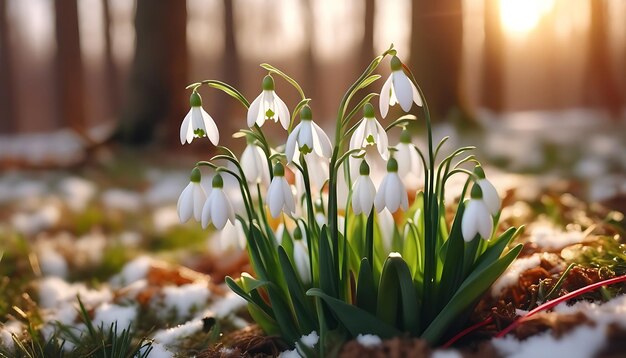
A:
93 303 137 331
528 221 589 250
110 256 153 287
356 334 382 347
58 176 96 211
152 206 180 233
38 277 112 309
491 253 560 296
161 282 211 317
152 319 203 346
102 189 143 212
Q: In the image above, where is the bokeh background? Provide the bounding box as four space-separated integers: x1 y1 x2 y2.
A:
0 0 625 197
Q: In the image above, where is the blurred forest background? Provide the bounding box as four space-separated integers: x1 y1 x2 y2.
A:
0 0 625 151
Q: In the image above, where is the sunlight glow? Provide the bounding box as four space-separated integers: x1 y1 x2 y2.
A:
500 0 554 35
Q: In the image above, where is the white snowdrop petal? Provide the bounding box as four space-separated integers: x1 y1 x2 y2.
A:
247 93 263 128
374 177 388 212
476 200 493 239
201 108 219 145
386 174 403 212
281 178 296 214
392 71 414 112
351 180 362 214
267 181 282 218
177 183 194 223
479 179 501 215
374 120 389 159
201 193 213 228
462 201 479 242
192 184 206 221
350 120 367 150
299 122 314 152
312 122 332 158
293 241 311 284
411 81 423 106
211 191 229 229
180 111 193 144
285 124 301 163
274 94 290 129
192 107 206 133
361 177 376 216
379 75 393 118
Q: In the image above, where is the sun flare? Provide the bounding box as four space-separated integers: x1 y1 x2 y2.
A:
499 0 554 35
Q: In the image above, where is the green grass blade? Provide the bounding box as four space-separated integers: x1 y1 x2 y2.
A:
376 255 420 335
355 258 377 315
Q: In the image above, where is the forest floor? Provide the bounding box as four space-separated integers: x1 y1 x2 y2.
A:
1 116 626 357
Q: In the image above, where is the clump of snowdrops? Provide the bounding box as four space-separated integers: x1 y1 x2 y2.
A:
177 45 522 354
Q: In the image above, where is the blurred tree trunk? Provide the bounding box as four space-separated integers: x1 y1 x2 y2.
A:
410 0 469 121
118 0 187 145
0 0 16 134
101 0 119 118
481 0 504 112
54 0 86 135
215 0 240 134
583 0 622 118
301 0 319 112
360 0 375 70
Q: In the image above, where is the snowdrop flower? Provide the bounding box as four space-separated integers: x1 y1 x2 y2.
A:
474 165 500 215
352 160 376 216
266 163 296 218
217 220 246 252
240 139 270 185
374 157 409 213
349 103 389 159
177 167 206 222
201 174 236 230
247 75 290 129
292 226 311 284
285 106 332 164
395 128 423 189
180 91 219 145
461 184 493 242
379 56 423 118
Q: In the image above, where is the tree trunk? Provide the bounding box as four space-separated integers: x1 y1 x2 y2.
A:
360 0 375 70
301 0 319 112
118 0 188 145
214 0 240 135
101 0 119 118
583 0 623 118
481 0 505 112
0 0 16 134
410 0 468 121
54 0 86 134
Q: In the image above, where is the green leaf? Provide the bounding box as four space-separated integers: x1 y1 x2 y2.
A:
437 201 466 309
318 226 339 328
471 226 524 275
377 255 420 335
225 276 273 317
307 288 401 339
356 258 377 315
277 246 317 333
422 243 523 344
266 284 300 345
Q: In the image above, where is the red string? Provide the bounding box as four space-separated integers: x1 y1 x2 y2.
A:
442 316 494 348
496 274 626 338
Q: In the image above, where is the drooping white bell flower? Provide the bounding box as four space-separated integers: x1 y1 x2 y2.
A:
474 165 500 215
395 128 423 189
177 167 206 222
247 75 290 129
180 91 219 145
461 184 494 242
240 140 270 185
285 105 332 164
216 220 246 252
374 157 409 213
266 163 296 218
292 226 311 284
379 56 423 118
201 174 236 230
352 160 377 216
349 103 389 159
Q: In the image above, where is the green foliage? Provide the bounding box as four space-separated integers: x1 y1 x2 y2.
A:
187 43 521 353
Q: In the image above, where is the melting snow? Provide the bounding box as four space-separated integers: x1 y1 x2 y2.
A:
356 334 382 347
152 319 203 346
161 282 211 317
101 189 143 212
93 303 137 331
